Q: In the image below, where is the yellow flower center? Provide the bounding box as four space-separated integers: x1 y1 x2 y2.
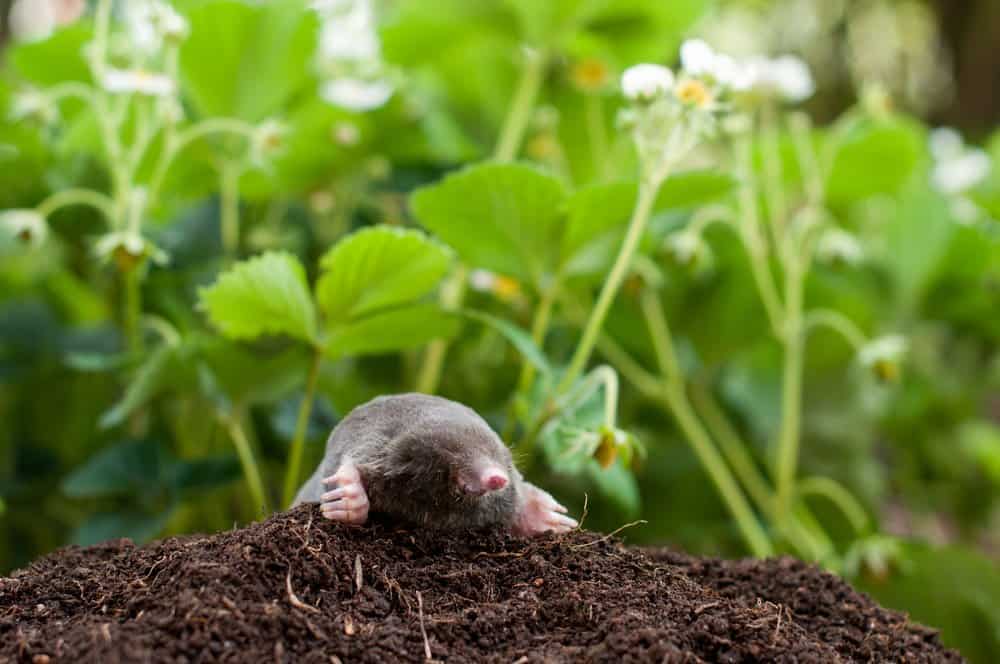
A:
571 58 610 92
675 79 713 108
492 275 521 300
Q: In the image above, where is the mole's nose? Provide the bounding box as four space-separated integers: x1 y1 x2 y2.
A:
482 470 508 492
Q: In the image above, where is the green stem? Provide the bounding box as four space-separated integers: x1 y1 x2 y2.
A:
736 135 785 338
123 267 143 354
689 380 774 514
503 284 558 439
415 265 467 394
759 105 788 258
149 118 257 202
220 410 268 516
558 179 660 394
775 260 804 522
282 350 323 507
36 189 115 220
639 290 772 557
493 49 548 162
220 162 241 259
797 476 870 535
803 309 867 350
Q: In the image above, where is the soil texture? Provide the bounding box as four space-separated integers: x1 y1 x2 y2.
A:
0 505 963 663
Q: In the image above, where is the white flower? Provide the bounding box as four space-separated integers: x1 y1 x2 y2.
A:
932 151 990 195
769 56 815 102
95 230 168 269
321 77 393 111
929 128 991 195
317 0 380 61
250 120 287 164
816 228 864 266
858 335 908 382
622 64 675 101
125 1 189 54
929 127 964 161
468 269 521 301
738 55 815 103
0 209 48 248
664 231 707 267
9 0 56 42
680 39 716 77
101 68 176 96
10 89 58 125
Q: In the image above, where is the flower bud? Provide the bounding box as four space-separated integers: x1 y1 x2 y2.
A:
0 209 49 248
858 335 907 383
621 64 675 102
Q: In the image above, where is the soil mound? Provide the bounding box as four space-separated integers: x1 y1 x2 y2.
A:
0 505 962 663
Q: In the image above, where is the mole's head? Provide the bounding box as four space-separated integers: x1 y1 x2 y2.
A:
387 417 517 502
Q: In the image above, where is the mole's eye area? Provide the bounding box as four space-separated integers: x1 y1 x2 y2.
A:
456 465 509 497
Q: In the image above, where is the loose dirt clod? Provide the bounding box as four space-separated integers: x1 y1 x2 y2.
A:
0 505 963 663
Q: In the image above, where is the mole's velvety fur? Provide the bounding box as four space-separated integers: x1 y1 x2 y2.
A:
293 393 576 536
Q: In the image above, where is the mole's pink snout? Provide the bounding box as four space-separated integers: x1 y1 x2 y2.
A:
484 472 508 491
460 467 509 496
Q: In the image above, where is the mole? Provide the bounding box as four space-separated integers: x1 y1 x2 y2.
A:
293 393 577 536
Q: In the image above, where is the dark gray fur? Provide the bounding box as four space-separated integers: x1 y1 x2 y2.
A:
293 393 524 529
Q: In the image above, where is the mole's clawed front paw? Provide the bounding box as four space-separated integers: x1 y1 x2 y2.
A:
513 483 578 537
320 463 369 525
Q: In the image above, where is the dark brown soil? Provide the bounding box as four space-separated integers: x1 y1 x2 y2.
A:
0 505 963 663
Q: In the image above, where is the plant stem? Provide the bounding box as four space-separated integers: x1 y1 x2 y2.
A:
220 410 268 516
415 265 467 394
639 290 773 557
493 49 548 162
36 189 115 220
558 179 659 394
503 284 558 439
282 350 323 507
797 476 870 535
124 268 143 354
803 309 867 350
775 260 804 522
220 162 241 259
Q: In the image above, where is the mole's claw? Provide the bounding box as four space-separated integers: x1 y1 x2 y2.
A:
513 482 577 537
320 462 369 525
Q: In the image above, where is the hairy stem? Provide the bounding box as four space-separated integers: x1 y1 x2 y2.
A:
123 268 143 354
494 50 548 162
220 410 268 516
220 162 241 259
36 189 115 220
639 290 773 557
415 265 467 394
282 350 323 507
775 260 804 522
558 179 659 394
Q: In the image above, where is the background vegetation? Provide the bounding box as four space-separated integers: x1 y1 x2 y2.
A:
1 0 998 661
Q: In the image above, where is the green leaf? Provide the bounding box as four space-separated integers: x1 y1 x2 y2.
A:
883 187 954 309
325 304 460 359
561 172 736 276
180 0 318 121
8 25 93 86
99 345 195 429
655 170 736 209
62 440 169 498
316 226 454 322
462 310 552 374
411 162 567 284
586 459 641 517
562 181 636 276
199 251 318 342
825 118 923 205
196 335 310 406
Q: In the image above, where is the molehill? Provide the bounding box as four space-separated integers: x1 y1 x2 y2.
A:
0 505 963 663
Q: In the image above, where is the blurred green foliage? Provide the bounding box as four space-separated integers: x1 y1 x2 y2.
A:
0 0 998 661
